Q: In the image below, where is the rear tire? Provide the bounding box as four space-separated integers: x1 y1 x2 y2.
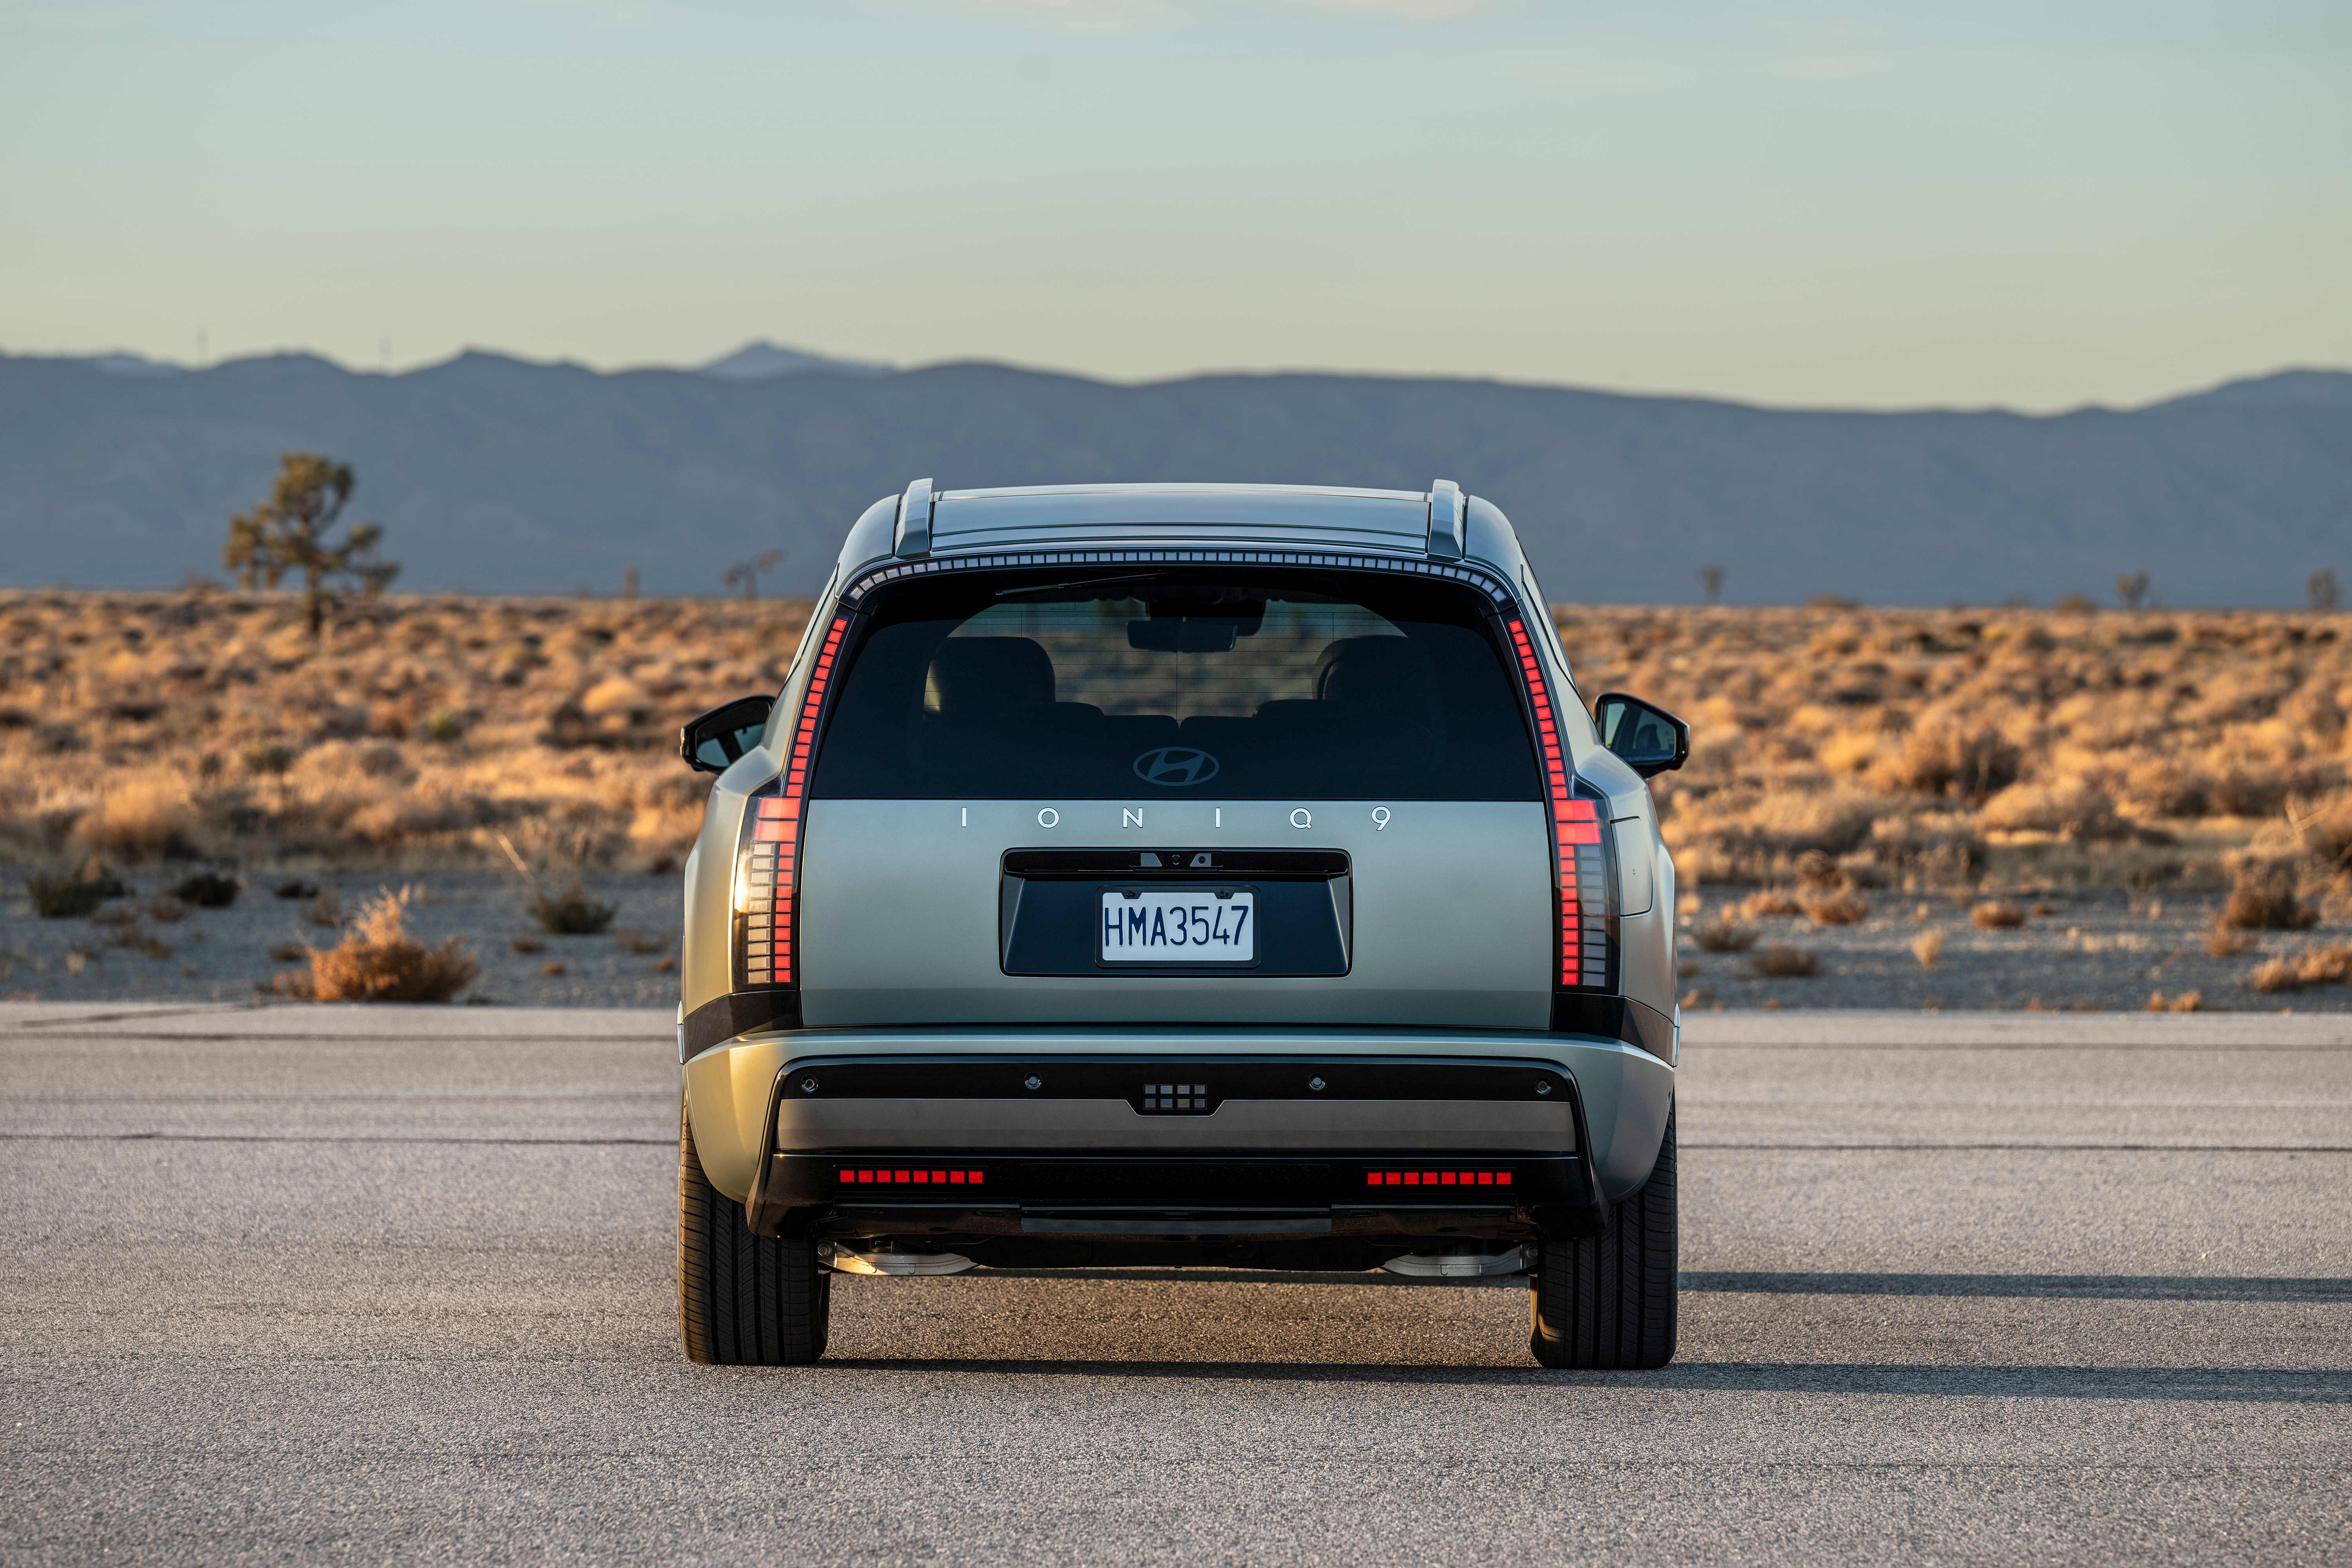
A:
1529 1108 1676 1369
679 1100 829 1365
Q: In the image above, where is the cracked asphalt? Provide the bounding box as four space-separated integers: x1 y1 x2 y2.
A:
2 1004 2347 1564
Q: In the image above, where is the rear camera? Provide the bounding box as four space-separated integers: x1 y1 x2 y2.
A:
1308 1077 1327 1091
1534 1080 1553 1096
1024 1075 1044 1091
800 1077 819 1094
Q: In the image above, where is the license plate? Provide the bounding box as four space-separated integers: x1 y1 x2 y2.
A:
1100 888 1256 964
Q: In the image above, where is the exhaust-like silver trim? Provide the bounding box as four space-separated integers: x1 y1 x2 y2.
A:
1381 1243 1537 1278
822 1243 976 1276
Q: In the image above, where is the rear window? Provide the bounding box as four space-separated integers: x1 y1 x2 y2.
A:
811 566 1539 800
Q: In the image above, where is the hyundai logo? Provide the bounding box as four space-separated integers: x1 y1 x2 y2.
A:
1133 747 1220 787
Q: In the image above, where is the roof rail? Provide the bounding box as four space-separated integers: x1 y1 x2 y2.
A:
1427 479 1465 559
894 477 936 557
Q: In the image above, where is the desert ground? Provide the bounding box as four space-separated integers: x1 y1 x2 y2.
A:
1 589 2346 1009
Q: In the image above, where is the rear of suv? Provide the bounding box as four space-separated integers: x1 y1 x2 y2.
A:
673 481 1689 1368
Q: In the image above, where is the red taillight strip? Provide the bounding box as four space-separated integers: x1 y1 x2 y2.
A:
838 1169 984 1186
1506 617 1609 990
1368 1170 1512 1187
740 614 849 989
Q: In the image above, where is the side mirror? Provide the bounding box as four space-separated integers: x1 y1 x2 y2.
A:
1593 691 1690 778
680 694 775 775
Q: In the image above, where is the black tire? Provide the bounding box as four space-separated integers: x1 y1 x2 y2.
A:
678 1100 829 1366
1529 1108 1676 1369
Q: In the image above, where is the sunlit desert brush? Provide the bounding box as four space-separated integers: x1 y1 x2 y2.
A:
1 592 2348 930
1559 603 2352 909
272 885 478 1003
0 589 804 874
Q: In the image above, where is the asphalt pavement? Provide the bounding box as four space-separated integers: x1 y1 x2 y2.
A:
2 1003 2347 1565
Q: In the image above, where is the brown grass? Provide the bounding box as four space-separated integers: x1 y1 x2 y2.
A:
528 875 617 935
0 589 790 873
273 887 479 1002
2220 862 2319 931
1801 888 1872 925
1692 912 1758 951
4 593 2348 902
1747 942 1820 978
2204 924 2259 957
2247 945 2352 993
1971 900 2025 929
1910 928 1945 968
2146 989 2205 1012
1559 604 2351 895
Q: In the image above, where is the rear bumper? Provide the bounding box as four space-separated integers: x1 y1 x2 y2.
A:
684 1025 1675 1243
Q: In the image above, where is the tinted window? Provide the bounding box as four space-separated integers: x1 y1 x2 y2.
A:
812 568 1538 800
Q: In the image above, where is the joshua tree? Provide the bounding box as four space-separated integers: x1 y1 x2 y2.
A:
1696 564 1725 605
2115 570 2151 610
724 549 784 601
2310 569 2340 612
223 453 399 637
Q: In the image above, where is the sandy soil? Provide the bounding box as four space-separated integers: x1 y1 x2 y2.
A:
1678 886 2350 1012
0 868 680 1009
5 865 2343 1012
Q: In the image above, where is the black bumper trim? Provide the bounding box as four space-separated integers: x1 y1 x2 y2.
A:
684 990 800 1058
1550 994 1675 1062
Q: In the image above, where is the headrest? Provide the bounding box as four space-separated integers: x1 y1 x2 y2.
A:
928 637 1055 714
1315 635 1438 712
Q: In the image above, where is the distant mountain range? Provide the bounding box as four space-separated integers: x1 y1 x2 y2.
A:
2 345 2345 605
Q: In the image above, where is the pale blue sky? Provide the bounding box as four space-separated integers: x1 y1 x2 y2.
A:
2 0 2344 408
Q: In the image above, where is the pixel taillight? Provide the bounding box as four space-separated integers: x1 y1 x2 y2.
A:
741 615 849 988
1506 617 1610 990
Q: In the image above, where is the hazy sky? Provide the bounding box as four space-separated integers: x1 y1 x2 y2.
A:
2 0 2345 408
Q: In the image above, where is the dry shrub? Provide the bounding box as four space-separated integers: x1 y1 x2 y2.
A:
275 887 478 1002
1692 913 1757 952
1979 779 2139 842
510 934 547 954
23 858 128 918
1911 929 1945 968
613 927 670 955
2247 945 2352 993
345 791 476 848
2204 924 2259 957
529 875 617 935
1802 889 1871 926
2291 790 2352 871
171 869 242 907
1748 943 1819 978
303 890 345 927
1871 719 2022 801
1971 900 2025 929
2220 862 2318 931
70 777 196 862
1866 812 1985 880
1742 889 1804 918
2146 989 2205 1012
